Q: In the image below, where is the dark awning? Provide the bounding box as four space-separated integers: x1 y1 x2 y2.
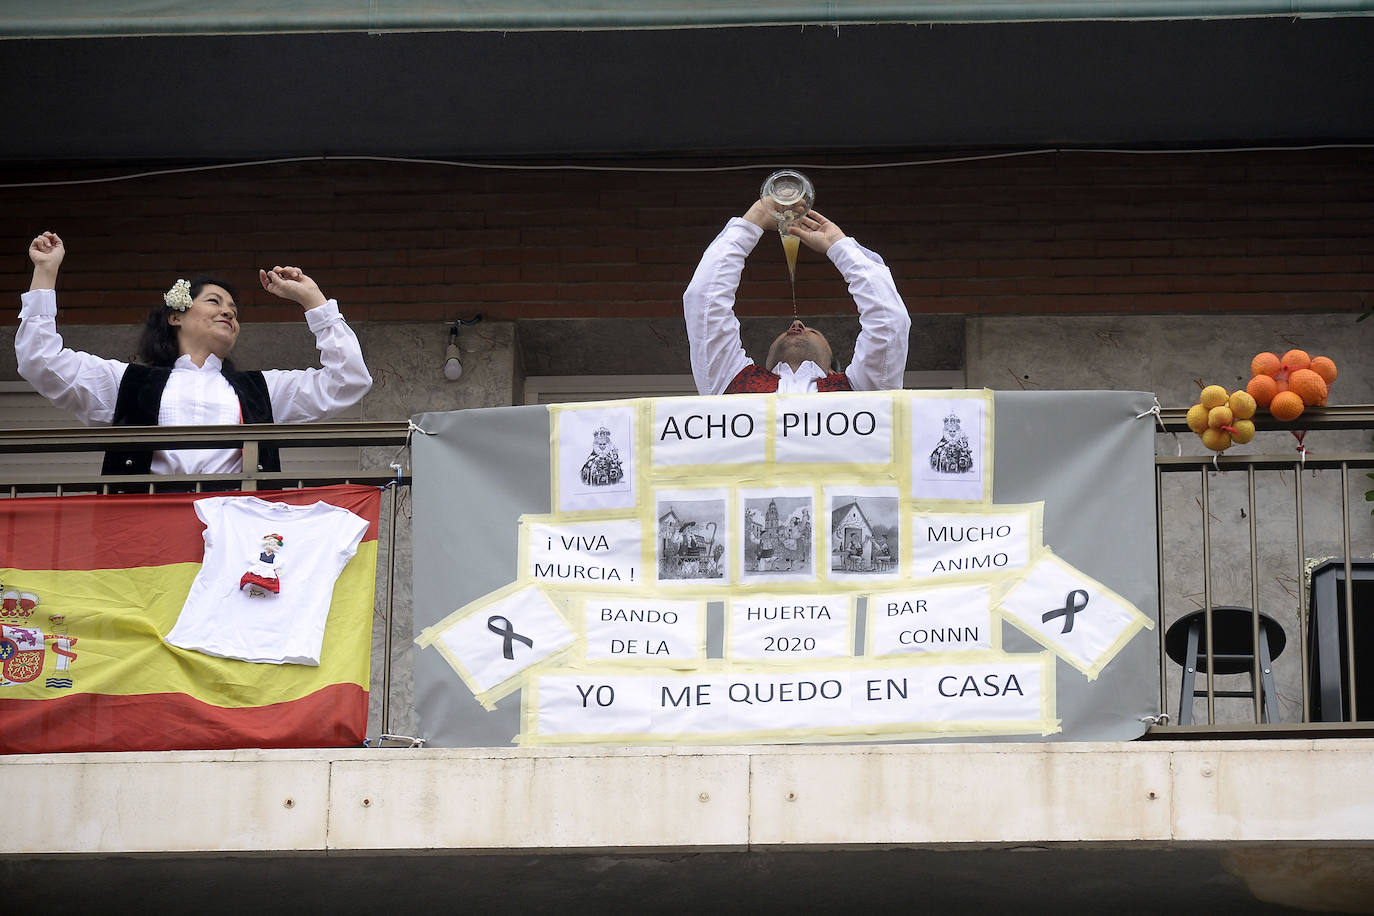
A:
2 0 1372 38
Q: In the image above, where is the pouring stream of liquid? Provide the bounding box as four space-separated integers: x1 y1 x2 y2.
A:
781 233 800 318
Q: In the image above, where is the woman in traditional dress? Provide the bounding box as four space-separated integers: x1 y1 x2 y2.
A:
18 232 372 476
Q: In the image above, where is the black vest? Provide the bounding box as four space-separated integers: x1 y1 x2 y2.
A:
100 363 281 476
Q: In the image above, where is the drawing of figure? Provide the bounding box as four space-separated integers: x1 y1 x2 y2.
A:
830 496 898 575
869 533 892 571
240 533 284 598
929 412 974 474
667 520 723 578
745 497 811 574
579 425 624 487
658 503 726 581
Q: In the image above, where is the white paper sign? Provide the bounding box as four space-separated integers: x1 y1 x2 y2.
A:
775 393 893 465
653 397 768 466
583 597 703 664
911 509 1035 579
556 405 636 513
532 657 1048 740
854 660 1044 726
526 518 643 588
728 594 853 661
868 584 993 656
537 674 655 736
436 586 575 694
911 395 987 501
998 553 1150 677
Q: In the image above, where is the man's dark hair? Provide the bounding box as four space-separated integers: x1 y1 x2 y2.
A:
135 276 238 369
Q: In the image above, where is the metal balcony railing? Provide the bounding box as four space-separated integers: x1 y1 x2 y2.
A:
0 421 410 493
1150 405 1374 738
3 412 1372 741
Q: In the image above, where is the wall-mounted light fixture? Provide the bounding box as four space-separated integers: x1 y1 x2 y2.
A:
443 315 482 381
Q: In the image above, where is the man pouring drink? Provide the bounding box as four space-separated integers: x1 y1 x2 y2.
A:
683 171 911 396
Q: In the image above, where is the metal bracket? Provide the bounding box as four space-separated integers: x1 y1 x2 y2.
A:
364 733 428 749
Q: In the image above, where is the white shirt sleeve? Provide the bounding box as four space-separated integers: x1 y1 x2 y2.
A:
683 218 762 396
264 299 373 422
830 238 912 392
15 288 127 425
193 496 222 547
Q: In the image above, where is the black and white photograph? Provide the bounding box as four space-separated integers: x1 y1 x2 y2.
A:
740 488 814 581
826 487 901 579
655 490 728 583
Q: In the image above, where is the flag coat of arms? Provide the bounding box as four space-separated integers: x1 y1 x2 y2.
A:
0 484 381 753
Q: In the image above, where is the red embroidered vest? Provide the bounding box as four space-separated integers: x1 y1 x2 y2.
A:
723 364 853 394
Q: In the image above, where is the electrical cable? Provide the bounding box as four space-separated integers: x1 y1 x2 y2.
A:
3 143 1372 189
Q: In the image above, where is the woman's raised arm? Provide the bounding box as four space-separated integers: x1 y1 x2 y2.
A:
259 265 328 311
28 231 64 291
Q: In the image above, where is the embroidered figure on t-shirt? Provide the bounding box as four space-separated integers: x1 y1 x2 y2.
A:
240 533 284 598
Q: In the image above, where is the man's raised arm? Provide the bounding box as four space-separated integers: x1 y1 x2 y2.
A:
683 200 776 395
831 238 911 391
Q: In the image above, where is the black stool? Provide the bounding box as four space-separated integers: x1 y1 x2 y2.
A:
1165 606 1287 725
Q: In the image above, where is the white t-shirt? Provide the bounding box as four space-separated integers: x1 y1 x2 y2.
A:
165 496 369 665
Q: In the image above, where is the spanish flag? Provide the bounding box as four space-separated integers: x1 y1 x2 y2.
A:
0 484 380 753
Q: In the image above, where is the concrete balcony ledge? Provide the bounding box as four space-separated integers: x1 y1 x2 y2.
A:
6 739 1374 857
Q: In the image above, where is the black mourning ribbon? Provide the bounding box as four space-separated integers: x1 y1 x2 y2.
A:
487 615 535 660
1042 589 1089 634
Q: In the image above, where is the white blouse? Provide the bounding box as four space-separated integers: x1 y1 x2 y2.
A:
16 288 373 475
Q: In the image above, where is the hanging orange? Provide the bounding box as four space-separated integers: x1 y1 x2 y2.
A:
1288 368 1328 407
1309 356 1338 384
1245 374 1278 408
1280 349 1311 372
1250 352 1281 377
1269 390 1305 421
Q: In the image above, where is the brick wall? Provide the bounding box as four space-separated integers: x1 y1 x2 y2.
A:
2 149 1370 326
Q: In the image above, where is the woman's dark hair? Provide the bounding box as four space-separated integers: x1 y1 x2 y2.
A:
135 276 238 368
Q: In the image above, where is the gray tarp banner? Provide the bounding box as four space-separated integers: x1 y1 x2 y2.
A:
3 1 1372 37
411 389 1161 747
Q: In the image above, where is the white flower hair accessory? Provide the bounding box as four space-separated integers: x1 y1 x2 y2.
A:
163 279 192 311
